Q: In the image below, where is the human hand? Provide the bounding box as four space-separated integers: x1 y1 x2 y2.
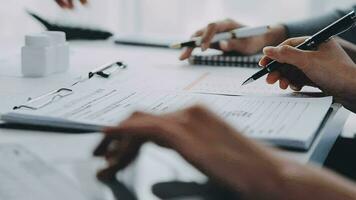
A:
94 105 356 200
260 37 356 111
179 19 287 60
337 37 356 63
94 105 289 199
55 0 87 9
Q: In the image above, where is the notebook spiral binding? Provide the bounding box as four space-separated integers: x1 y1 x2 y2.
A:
188 54 262 68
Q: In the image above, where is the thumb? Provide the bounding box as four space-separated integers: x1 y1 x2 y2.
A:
263 45 310 71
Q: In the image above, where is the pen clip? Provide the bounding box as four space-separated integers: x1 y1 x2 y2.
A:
13 88 73 110
88 61 127 79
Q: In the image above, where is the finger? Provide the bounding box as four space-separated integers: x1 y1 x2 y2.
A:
93 136 113 156
97 137 142 182
192 29 204 38
278 37 308 47
179 30 204 60
201 23 218 51
260 37 309 67
263 45 310 70
266 71 281 84
180 48 194 60
80 0 88 5
97 161 122 181
218 18 241 31
55 0 68 8
95 137 145 182
67 0 74 9
259 55 272 67
105 137 144 169
279 78 289 90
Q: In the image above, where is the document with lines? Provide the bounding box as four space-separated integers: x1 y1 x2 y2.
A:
3 86 333 150
183 71 320 96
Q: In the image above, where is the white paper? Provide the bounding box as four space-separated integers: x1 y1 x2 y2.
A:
342 113 356 138
0 145 88 200
184 71 321 96
15 87 332 149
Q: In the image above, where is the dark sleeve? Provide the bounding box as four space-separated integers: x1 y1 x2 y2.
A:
284 5 356 44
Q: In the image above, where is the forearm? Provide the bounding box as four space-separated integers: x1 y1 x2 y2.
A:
284 6 356 43
210 144 356 200
279 161 356 200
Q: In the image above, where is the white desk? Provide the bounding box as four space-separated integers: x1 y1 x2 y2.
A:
0 41 350 200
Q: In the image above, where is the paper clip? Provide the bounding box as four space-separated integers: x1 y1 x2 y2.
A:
13 88 73 110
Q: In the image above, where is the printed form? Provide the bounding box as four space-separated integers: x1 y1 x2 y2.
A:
15 86 332 150
184 71 320 96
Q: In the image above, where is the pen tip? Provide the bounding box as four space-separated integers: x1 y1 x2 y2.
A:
242 78 254 86
170 43 182 49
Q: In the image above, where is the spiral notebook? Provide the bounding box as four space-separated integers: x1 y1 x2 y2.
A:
188 53 262 68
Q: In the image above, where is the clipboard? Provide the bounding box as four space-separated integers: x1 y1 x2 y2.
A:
1 61 127 133
13 61 127 111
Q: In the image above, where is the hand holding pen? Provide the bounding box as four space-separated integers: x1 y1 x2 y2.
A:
258 36 356 111
178 19 287 60
243 11 356 86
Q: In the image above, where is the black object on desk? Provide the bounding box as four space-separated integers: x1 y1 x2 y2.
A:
242 10 356 86
152 180 240 200
114 34 183 49
27 10 113 40
102 178 137 200
324 137 356 181
27 10 180 48
0 122 94 134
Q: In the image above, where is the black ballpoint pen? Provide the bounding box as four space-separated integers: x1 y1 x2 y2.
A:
242 10 356 86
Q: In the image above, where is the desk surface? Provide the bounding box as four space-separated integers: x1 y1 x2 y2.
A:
0 41 350 200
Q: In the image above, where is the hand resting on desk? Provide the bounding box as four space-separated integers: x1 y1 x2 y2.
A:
260 37 356 113
94 105 356 200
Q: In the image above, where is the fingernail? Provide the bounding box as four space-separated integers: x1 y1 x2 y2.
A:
219 40 228 50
